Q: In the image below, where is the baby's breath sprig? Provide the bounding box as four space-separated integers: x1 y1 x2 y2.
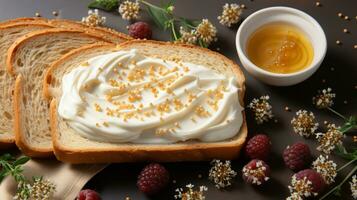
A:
291 110 319 137
0 154 56 200
208 160 237 189
218 3 243 27
248 95 274 124
174 184 208 200
82 9 106 26
350 175 357 199
138 0 217 47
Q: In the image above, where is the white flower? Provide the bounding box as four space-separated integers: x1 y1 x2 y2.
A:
288 176 317 198
316 123 344 154
291 110 319 137
82 9 106 26
218 3 243 27
312 88 336 109
174 184 208 200
195 19 217 46
176 27 197 45
312 155 337 184
209 160 237 189
248 95 273 124
118 0 140 20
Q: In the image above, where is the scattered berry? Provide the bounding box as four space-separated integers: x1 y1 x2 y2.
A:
242 159 270 185
77 189 101 200
294 169 326 195
137 163 170 195
283 142 312 171
128 22 152 39
245 134 271 161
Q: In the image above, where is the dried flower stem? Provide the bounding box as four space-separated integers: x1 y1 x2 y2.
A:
337 158 357 172
320 165 357 200
327 107 346 120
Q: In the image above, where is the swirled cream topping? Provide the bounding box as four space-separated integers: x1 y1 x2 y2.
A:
58 49 243 144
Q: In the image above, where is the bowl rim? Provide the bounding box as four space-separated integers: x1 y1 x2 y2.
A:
236 6 327 78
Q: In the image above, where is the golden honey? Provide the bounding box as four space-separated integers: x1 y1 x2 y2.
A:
246 22 314 74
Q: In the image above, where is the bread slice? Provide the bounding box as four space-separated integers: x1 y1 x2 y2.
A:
0 18 130 149
7 29 116 157
0 23 53 149
46 40 247 163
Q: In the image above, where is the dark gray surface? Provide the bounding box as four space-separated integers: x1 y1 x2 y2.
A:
0 0 356 199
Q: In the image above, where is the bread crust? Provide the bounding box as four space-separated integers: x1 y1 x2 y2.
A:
49 40 247 163
14 75 54 157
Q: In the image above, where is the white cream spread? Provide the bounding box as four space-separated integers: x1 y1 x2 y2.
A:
58 49 243 144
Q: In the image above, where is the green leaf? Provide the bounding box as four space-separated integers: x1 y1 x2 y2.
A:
13 156 30 166
88 0 119 11
179 17 200 28
335 144 357 160
145 4 171 30
0 153 14 161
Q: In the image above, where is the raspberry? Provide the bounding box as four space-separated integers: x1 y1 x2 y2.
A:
128 22 152 39
242 159 270 185
283 142 312 171
245 134 271 161
294 169 326 194
137 163 170 195
77 189 101 200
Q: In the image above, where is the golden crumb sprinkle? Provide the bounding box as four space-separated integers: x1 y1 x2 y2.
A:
195 105 210 117
128 89 142 102
94 103 102 112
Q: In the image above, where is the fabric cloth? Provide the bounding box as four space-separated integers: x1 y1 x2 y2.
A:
0 159 107 200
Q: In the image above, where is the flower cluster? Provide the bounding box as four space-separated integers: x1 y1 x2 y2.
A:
174 184 208 200
195 19 217 46
351 175 357 199
13 178 56 200
29 177 56 200
288 176 317 198
82 9 106 26
176 27 197 45
208 160 237 189
316 123 344 154
312 155 337 184
248 95 273 124
217 3 243 27
312 88 336 109
118 0 140 20
291 110 319 137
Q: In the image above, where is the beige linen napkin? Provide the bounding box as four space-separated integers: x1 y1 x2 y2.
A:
0 159 107 200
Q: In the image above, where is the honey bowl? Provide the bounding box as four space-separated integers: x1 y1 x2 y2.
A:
236 7 327 86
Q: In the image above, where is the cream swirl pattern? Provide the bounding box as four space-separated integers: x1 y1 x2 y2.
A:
58 49 243 144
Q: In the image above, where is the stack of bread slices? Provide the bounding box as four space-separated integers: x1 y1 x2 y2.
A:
0 17 247 163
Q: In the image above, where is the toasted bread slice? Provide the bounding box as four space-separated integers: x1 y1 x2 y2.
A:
0 17 130 149
7 29 115 157
46 40 247 163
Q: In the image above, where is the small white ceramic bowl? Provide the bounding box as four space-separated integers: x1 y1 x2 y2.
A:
236 6 327 86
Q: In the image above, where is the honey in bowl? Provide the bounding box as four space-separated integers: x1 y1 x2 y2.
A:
246 22 314 74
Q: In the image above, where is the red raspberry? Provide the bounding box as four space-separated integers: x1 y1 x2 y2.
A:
294 169 326 194
242 159 270 185
283 142 312 171
77 189 101 200
137 163 170 195
128 22 152 39
245 134 271 161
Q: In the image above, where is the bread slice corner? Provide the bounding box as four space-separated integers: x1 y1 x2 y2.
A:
48 40 247 163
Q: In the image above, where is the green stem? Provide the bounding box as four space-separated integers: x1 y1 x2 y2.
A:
170 21 178 40
319 165 357 200
139 0 166 11
337 158 357 172
327 107 346 120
